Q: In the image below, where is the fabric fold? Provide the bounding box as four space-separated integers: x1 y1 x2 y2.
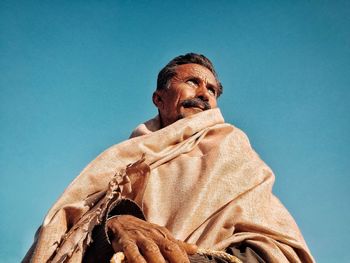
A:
24 108 314 263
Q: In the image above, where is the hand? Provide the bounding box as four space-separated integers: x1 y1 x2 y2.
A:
106 215 197 263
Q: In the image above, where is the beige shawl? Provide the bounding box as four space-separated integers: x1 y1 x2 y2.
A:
24 108 314 263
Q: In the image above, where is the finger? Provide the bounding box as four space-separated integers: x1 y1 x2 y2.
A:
161 240 190 263
137 237 166 263
106 217 125 241
120 239 147 263
176 240 198 255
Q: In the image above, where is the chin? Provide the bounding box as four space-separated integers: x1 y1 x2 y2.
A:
179 107 203 119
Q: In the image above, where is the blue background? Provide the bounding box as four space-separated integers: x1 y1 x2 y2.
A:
1 1 349 262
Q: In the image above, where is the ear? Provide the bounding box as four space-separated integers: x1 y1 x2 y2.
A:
152 91 163 109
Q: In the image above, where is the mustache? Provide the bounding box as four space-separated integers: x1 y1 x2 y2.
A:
181 98 211 111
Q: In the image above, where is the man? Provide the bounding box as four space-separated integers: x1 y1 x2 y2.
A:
24 53 314 263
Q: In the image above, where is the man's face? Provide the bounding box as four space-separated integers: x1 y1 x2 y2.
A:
153 63 219 127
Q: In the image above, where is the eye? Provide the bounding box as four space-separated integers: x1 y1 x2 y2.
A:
186 78 198 86
207 86 217 96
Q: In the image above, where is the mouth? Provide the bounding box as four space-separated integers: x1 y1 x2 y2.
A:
184 106 204 113
184 105 204 110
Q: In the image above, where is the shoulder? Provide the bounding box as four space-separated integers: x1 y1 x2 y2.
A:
129 115 161 138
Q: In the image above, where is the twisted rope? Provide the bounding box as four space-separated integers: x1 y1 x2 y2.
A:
197 248 242 263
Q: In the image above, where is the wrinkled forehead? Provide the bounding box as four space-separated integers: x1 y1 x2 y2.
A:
172 63 218 85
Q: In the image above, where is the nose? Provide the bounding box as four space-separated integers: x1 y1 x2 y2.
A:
196 84 210 102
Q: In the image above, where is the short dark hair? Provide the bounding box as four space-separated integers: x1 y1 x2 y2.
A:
156 53 223 97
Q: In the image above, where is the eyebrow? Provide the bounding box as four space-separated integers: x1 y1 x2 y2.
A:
184 76 200 82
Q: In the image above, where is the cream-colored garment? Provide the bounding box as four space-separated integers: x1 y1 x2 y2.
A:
24 109 314 263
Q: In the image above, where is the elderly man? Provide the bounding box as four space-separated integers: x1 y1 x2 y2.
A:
24 53 314 263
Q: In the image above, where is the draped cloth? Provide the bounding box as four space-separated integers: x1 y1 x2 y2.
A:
24 108 314 263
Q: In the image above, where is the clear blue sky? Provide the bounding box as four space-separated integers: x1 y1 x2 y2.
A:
1 1 349 262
